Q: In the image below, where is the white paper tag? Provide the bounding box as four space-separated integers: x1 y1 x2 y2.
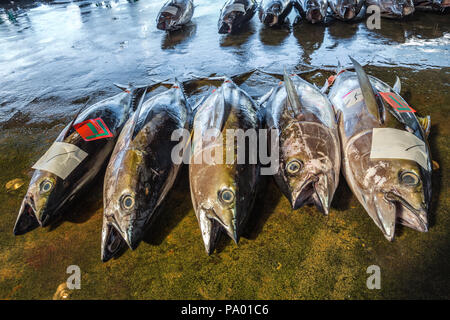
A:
32 142 88 180
342 88 364 108
162 5 178 15
224 3 246 14
370 128 429 171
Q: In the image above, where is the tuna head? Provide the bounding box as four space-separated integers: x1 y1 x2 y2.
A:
304 0 328 23
276 122 339 215
157 0 191 31
372 0 415 17
259 0 291 26
101 145 149 261
347 134 429 241
218 0 252 34
330 0 361 20
14 170 67 234
190 161 240 254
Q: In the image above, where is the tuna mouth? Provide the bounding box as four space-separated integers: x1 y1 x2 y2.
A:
157 16 177 31
342 7 355 20
197 207 237 255
403 6 415 15
219 21 233 34
291 175 331 215
385 192 428 233
13 197 40 235
307 9 324 23
264 13 279 26
101 223 126 262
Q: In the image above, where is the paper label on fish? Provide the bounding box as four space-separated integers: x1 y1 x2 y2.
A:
32 142 88 180
370 128 429 170
342 88 364 107
73 118 114 141
379 92 416 113
224 3 246 14
162 5 178 15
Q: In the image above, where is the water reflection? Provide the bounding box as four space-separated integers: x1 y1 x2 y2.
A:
219 22 256 48
259 24 291 46
161 23 197 49
293 22 326 65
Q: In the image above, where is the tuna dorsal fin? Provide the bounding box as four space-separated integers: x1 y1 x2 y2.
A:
283 69 301 117
64 96 92 139
130 87 148 141
350 57 382 124
393 76 401 94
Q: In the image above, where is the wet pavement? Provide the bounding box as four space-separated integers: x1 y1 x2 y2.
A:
0 0 449 299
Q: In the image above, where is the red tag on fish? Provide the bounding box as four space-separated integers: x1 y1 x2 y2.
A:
379 92 416 113
73 118 113 141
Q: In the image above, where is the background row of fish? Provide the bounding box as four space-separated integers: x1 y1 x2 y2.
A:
155 0 449 33
13 58 433 262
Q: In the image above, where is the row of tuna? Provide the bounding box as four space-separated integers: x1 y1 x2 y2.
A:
13 59 433 261
156 0 449 32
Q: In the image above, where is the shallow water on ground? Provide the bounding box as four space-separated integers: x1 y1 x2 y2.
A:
0 0 449 299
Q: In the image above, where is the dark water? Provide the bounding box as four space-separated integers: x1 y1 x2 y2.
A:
0 0 449 299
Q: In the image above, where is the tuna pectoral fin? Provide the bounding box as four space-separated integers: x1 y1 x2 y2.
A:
350 57 382 123
101 224 126 262
13 199 40 235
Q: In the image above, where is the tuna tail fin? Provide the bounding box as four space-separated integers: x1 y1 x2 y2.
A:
283 68 301 117
350 57 382 124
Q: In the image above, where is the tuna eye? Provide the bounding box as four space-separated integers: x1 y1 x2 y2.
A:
400 171 420 186
121 195 135 210
40 180 53 193
219 189 235 204
286 159 302 174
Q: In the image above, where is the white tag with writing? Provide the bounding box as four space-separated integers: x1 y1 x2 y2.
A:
32 142 88 180
370 128 429 171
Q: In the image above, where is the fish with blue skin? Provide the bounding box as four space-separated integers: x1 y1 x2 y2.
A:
218 0 258 34
365 0 415 18
101 80 191 262
13 86 148 235
293 0 328 24
326 58 432 240
264 70 341 214
258 0 294 26
328 0 364 21
156 0 194 31
189 78 262 254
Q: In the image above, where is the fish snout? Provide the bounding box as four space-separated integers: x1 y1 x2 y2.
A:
340 6 355 20
101 223 126 262
307 8 324 23
13 197 40 235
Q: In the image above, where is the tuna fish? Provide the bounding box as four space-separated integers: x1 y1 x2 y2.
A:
264 71 340 214
293 0 328 24
218 0 258 34
365 0 415 18
328 0 364 21
189 78 262 254
156 0 194 31
327 58 432 240
413 0 449 12
101 80 191 262
258 0 294 27
13 86 148 235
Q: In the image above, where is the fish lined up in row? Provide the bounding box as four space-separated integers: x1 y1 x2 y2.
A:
156 0 447 33
13 59 433 259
